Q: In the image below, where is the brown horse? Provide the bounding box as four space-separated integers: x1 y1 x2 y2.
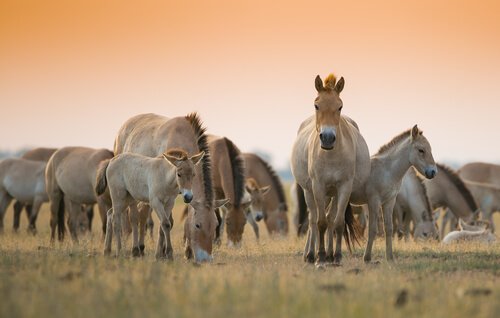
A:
208 135 250 247
113 113 219 262
241 152 289 236
291 73 370 264
243 178 270 240
45 147 113 242
459 162 500 187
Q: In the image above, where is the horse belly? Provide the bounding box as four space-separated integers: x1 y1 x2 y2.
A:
56 174 96 204
4 175 36 203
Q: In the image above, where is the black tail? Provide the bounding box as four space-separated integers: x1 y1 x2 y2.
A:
343 204 363 254
57 194 66 241
295 183 308 237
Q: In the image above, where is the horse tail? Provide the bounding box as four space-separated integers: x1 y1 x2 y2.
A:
95 159 111 196
343 204 363 254
294 183 308 237
57 194 65 240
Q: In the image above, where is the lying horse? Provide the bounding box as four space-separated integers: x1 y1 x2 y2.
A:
442 219 496 245
0 158 48 234
96 149 204 257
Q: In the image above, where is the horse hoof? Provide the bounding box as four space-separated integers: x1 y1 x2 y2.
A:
104 249 111 256
132 246 141 257
304 253 315 264
317 252 326 264
139 244 145 256
325 254 335 264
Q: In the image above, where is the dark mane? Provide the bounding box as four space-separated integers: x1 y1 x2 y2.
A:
185 113 213 205
436 163 478 212
165 148 189 160
409 168 433 221
224 137 245 207
253 154 288 211
376 129 412 155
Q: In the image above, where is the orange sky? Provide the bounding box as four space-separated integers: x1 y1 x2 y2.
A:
1 0 500 168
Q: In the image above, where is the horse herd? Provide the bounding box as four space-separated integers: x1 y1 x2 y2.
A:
0 73 498 265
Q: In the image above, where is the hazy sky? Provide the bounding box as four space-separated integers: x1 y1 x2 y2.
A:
1 0 499 169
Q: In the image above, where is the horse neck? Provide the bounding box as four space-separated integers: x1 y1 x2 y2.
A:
158 160 177 190
426 176 473 218
377 138 412 184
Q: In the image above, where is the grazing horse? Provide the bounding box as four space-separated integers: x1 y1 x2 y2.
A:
461 181 500 232
351 125 437 262
0 158 48 234
45 147 113 242
113 113 219 262
459 162 500 187
244 178 271 240
422 163 479 238
394 168 439 241
11 147 57 232
241 152 289 236
291 73 370 264
208 135 250 247
96 150 204 257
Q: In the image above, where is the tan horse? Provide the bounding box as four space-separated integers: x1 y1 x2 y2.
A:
459 162 500 187
11 148 57 232
0 158 48 234
442 220 496 245
208 135 250 247
394 168 439 241
113 113 219 262
349 125 437 262
242 152 289 236
45 147 113 242
462 181 500 232
244 178 270 240
96 150 204 257
421 163 479 238
291 73 370 264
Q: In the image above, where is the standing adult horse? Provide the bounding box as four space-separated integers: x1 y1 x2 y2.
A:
113 113 219 262
291 73 370 264
0 158 48 234
45 147 113 242
208 135 250 247
242 152 289 236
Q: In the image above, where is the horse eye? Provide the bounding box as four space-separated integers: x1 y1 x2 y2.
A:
418 149 425 154
195 224 201 229
177 173 181 177
339 106 343 111
314 104 319 110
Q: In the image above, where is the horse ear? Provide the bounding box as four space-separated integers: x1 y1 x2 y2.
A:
315 75 324 92
335 77 345 94
241 200 252 210
214 199 230 209
163 153 180 167
411 125 420 140
190 151 205 166
260 185 271 196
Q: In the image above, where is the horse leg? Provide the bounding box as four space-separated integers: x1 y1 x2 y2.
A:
97 199 109 240
316 197 329 264
67 201 82 243
49 194 62 243
129 203 141 257
245 209 260 241
382 198 397 262
0 192 12 234
103 208 113 256
325 198 336 263
13 201 23 232
150 198 173 260
138 203 151 256
146 213 154 239
331 183 353 264
303 187 319 263
363 197 381 263
112 203 126 257
27 198 43 235
86 205 94 232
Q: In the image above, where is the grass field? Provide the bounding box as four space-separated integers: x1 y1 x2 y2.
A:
1 200 499 318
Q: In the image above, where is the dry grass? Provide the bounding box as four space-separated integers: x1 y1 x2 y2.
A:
1 201 499 318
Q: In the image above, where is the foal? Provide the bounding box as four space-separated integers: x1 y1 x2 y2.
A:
244 178 271 239
96 149 204 257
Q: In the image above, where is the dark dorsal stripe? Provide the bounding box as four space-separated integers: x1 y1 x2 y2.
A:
185 113 213 205
436 163 478 212
224 137 245 207
253 154 288 211
376 129 413 155
410 168 433 221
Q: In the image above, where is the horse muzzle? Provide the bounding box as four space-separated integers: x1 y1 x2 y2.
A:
424 166 437 179
194 248 213 263
182 189 193 203
319 127 336 150
254 211 264 222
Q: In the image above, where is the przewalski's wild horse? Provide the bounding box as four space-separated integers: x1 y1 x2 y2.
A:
442 219 496 245
207 135 251 247
421 163 479 238
460 181 500 232
45 147 113 242
351 125 437 263
393 168 438 241
291 73 370 264
243 178 270 240
0 158 49 234
96 150 204 257
113 113 220 262
11 148 56 232
459 162 500 187
242 152 289 236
